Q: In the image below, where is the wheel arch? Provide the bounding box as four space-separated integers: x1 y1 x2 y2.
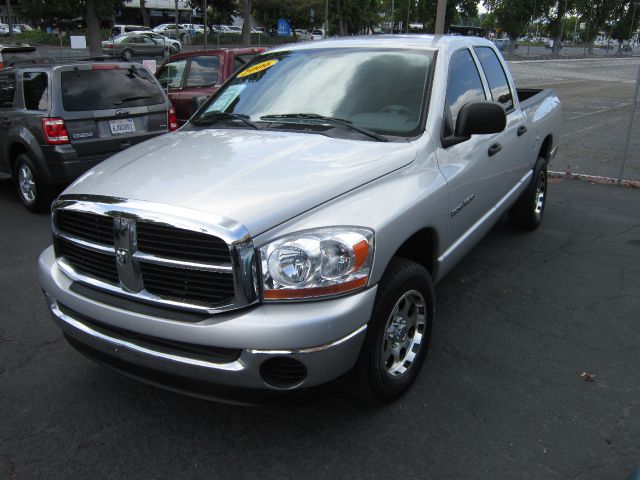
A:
539 135 553 161
389 227 438 279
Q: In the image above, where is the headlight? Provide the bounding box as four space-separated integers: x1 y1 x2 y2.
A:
259 227 374 301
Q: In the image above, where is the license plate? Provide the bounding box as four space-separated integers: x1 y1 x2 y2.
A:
109 118 135 135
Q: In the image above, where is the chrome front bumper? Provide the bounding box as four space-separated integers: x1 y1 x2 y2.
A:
39 246 375 391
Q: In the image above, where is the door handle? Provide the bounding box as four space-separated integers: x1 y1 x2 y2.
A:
517 125 528 136
488 143 502 157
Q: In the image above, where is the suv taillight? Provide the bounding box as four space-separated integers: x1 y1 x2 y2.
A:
41 118 70 145
168 105 178 131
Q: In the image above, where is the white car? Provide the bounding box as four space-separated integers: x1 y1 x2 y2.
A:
295 29 313 41
183 24 205 33
221 25 242 34
311 29 325 40
112 24 153 36
136 31 181 52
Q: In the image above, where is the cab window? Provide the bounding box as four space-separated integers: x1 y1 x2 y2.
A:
443 49 486 137
474 47 514 111
186 56 219 87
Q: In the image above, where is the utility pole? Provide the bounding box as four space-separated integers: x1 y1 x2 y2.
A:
391 0 395 33
204 0 208 50
557 0 568 53
324 0 328 38
406 0 411 33
435 0 447 35
630 3 639 44
175 0 180 42
6 0 13 37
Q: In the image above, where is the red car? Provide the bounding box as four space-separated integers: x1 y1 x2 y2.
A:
155 47 266 125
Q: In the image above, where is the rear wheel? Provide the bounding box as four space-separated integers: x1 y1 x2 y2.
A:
350 258 435 404
13 153 54 213
121 48 133 61
508 156 548 230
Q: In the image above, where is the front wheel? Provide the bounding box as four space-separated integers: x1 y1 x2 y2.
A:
350 258 435 404
508 156 548 230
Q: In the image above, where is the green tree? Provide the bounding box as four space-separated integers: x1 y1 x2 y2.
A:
187 0 237 24
574 0 620 53
19 0 123 55
413 0 478 33
483 0 539 52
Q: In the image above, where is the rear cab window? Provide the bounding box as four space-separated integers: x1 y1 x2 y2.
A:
23 71 49 110
186 56 219 87
473 47 514 112
60 66 165 111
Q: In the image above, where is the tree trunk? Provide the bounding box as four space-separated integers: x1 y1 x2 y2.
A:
507 33 517 53
242 0 251 47
141 0 150 27
86 0 102 57
587 40 594 55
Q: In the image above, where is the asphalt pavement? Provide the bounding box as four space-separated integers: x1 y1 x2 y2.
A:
1 176 639 479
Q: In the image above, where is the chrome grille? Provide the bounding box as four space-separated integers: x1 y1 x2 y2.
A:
56 210 114 245
140 263 235 305
137 222 230 264
52 198 258 314
57 238 119 284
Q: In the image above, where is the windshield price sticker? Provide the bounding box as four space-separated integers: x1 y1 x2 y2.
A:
237 59 278 78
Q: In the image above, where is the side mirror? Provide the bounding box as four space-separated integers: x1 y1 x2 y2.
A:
455 101 506 137
442 101 506 148
190 95 207 116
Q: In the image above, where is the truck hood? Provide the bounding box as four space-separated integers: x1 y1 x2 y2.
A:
65 129 418 236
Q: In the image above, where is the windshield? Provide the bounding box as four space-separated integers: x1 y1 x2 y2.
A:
193 48 434 139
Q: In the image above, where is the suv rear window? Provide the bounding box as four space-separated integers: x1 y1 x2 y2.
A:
61 67 165 111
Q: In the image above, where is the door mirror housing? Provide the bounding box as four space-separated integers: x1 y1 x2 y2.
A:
442 101 507 148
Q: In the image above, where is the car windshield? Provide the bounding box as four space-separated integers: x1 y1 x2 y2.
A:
193 48 434 139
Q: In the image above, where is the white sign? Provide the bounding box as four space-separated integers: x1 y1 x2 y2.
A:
143 59 157 74
70 35 87 49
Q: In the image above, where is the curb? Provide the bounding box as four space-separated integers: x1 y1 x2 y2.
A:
549 170 640 189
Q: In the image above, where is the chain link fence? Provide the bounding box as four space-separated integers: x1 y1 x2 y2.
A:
508 55 640 183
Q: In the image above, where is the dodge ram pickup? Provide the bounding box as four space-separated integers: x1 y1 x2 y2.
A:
38 35 561 404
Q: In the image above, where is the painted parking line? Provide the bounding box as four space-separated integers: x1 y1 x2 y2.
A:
566 103 630 121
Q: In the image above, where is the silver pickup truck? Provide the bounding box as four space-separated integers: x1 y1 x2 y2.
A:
38 35 561 404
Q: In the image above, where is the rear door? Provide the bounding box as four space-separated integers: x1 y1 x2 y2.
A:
473 46 530 186
57 65 168 158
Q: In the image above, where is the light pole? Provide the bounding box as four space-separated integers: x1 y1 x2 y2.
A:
435 0 447 35
630 2 639 47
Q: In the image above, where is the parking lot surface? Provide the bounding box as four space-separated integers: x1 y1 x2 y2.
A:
1 176 639 479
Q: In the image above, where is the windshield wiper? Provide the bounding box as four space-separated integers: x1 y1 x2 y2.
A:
114 95 152 105
260 113 387 142
193 112 260 130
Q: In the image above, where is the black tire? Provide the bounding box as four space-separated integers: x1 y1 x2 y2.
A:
13 153 54 213
508 156 548 230
350 258 435 404
121 48 133 61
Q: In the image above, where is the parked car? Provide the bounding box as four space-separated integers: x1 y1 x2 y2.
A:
183 24 205 34
493 38 509 51
153 24 189 41
102 33 179 60
0 44 40 69
545 38 563 49
137 32 181 52
294 29 313 41
111 24 153 37
0 61 176 211
38 36 561 404
155 47 266 124
311 28 325 40
221 25 242 34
